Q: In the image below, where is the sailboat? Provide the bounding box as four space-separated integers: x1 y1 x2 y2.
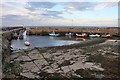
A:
23 26 30 46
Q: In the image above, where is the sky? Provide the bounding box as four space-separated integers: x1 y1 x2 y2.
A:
0 0 119 27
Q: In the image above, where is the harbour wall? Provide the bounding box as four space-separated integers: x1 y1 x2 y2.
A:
1 27 25 78
27 27 120 36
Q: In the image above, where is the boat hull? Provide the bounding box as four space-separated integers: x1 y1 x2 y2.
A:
76 35 87 37
102 36 111 38
89 35 100 37
49 34 60 37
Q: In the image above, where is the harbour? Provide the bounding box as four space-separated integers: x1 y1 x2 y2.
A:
1 1 119 79
1 26 120 79
3 26 119 51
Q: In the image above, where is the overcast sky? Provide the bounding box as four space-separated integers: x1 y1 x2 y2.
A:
1 0 119 27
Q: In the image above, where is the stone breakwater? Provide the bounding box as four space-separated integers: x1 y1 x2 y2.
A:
1 28 25 79
9 38 119 79
27 27 120 36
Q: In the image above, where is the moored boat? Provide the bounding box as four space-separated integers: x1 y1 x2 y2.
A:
65 33 74 36
76 33 87 37
24 41 30 46
89 34 100 37
76 33 87 40
18 33 24 39
49 31 60 37
102 34 111 38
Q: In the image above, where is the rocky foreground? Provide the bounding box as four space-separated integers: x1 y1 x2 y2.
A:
3 38 119 79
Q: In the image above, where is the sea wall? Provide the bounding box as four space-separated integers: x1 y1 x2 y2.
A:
27 27 120 36
1 28 25 78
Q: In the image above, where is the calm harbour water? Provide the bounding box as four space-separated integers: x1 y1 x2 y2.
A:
11 34 81 50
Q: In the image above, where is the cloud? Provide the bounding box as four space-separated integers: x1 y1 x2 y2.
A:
63 2 118 11
25 2 57 11
24 2 64 18
1 1 118 26
2 14 29 21
63 2 98 11
94 2 118 11
2 14 31 26
103 2 118 8
41 11 63 18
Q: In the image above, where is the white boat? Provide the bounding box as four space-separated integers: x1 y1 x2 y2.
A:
49 31 60 37
89 34 100 37
102 34 111 38
24 41 30 46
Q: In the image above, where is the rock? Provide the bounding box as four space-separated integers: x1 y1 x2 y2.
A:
15 56 31 62
20 72 39 79
90 66 104 71
12 61 20 76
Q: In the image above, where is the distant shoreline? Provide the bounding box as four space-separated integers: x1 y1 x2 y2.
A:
2 26 119 28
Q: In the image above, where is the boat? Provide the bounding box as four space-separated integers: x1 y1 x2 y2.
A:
102 34 111 38
76 33 87 37
89 34 100 38
65 33 74 36
18 33 24 39
12 33 18 39
76 33 87 40
49 31 60 37
24 41 30 46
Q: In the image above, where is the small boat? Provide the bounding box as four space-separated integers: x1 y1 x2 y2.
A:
76 33 87 37
12 33 18 39
49 31 60 37
65 33 74 36
18 33 24 39
24 41 30 46
76 33 87 40
89 34 100 38
102 34 112 38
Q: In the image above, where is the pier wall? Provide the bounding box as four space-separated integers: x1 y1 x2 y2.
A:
27 27 119 36
1 27 25 78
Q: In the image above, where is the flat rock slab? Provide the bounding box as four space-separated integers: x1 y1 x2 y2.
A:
10 40 117 79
